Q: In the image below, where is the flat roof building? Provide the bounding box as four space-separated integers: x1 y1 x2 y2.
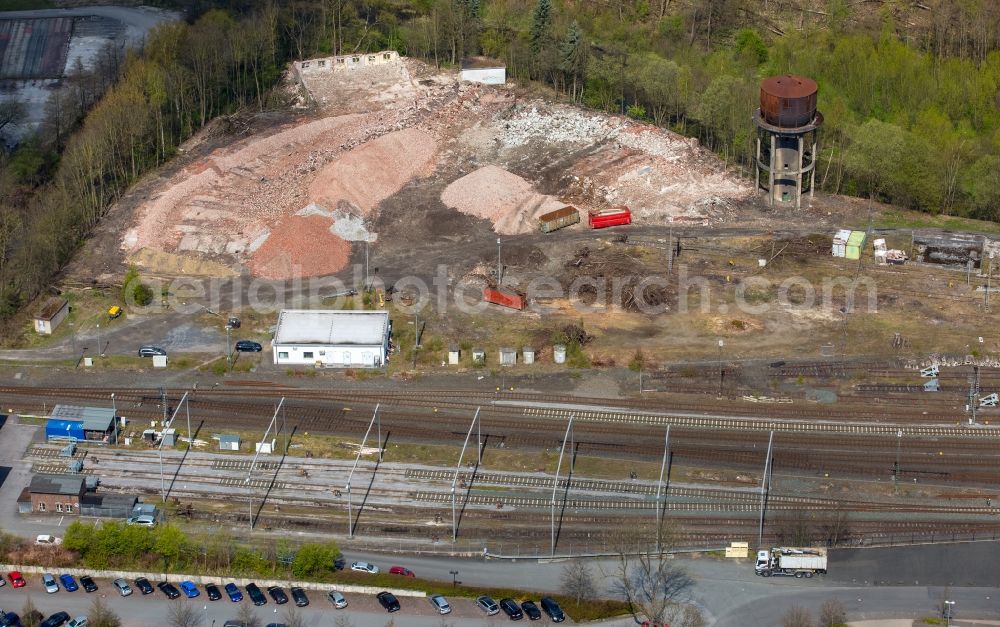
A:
46 405 119 444
272 310 391 368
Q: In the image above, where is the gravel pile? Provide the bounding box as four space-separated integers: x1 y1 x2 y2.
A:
441 165 564 235
308 127 437 215
497 105 619 147
248 214 351 279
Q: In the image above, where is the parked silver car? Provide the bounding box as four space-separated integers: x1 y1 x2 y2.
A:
430 594 452 614
113 578 133 597
327 590 347 609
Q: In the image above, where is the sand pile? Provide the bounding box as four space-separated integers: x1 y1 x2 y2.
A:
308 127 437 215
441 165 565 235
247 214 351 279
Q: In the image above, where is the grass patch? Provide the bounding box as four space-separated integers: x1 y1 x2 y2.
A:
872 209 1000 235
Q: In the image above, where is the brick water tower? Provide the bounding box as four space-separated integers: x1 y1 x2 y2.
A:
753 75 823 208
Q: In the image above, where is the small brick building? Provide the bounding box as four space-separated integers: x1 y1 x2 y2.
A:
28 474 85 515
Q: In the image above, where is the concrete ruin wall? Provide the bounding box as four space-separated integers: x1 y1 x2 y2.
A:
294 50 400 78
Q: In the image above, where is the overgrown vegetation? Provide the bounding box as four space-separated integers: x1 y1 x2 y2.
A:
61 520 341 579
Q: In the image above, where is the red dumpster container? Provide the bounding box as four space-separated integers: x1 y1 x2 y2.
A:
588 206 631 229
483 287 526 310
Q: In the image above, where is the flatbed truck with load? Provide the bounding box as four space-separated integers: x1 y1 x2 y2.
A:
755 547 827 578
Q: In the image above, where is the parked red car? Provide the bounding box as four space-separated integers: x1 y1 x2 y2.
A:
388 566 415 577
8 571 26 587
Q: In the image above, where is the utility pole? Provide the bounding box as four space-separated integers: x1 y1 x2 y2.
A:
225 324 232 371
757 430 774 547
496 238 502 285
717 339 725 397
97 324 103 357
986 252 994 311
893 429 901 495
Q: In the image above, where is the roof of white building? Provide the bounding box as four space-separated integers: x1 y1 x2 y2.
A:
274 310 389 346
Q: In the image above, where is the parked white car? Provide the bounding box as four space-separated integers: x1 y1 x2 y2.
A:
350 561 379 574
35 534 62 545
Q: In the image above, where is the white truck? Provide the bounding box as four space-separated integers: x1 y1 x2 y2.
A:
755 547 827 578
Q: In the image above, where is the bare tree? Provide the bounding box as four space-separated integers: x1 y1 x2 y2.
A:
88 596 122 627
237 604 262 627
0 99 25 135
818 599 847 627
609 523 696 624
781 606 815 627
167 601 203 627
561 560 596 604
21 597 41 627
333 616 355 627
282 606 305 627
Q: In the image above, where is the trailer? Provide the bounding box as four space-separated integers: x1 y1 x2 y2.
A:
539 206 580 233
483 287 526 310
588 206 631 229
755 547 827 578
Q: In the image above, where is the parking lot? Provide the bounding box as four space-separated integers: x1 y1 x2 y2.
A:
0 573 570 625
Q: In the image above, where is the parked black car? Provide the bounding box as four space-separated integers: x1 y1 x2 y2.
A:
376 591 401 613
80 575 98 592
500 598 524 620
267 586 288 604
246 583 267 606
290 587 309 607
204 583 221 601
235 340 262 352
158 582 181 599
39 612 70 627
334 555 346 570
134 577 154 595
540 597 565 622
0 611 21 627
521 600 542 620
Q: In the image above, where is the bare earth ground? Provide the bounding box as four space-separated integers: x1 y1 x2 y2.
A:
54 53 998 367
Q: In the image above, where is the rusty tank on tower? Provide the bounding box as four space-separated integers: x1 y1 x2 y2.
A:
753 75 823 208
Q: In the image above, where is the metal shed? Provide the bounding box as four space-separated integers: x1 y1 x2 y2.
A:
522 346 535 365
472 348 485 365
499 347 517 366
218 435 241 451
45 419 85 443
448 345 460 365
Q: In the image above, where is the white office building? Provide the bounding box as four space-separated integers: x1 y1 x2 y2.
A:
272 310 391 368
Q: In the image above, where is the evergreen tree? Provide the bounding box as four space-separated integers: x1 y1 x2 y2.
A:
559 21 588 100
530 0 553 80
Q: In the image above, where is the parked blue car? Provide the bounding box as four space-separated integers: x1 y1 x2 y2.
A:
179 581 200 598
58 574 78 592
224 583 243 602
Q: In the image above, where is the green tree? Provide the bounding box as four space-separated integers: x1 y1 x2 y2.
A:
62 520 96 553
733 28 767 66
291 541 340 578
530 0 554 80
559 21 588 100
154 524 189 569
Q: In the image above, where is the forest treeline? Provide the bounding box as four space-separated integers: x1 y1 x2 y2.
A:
0 0 998 323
